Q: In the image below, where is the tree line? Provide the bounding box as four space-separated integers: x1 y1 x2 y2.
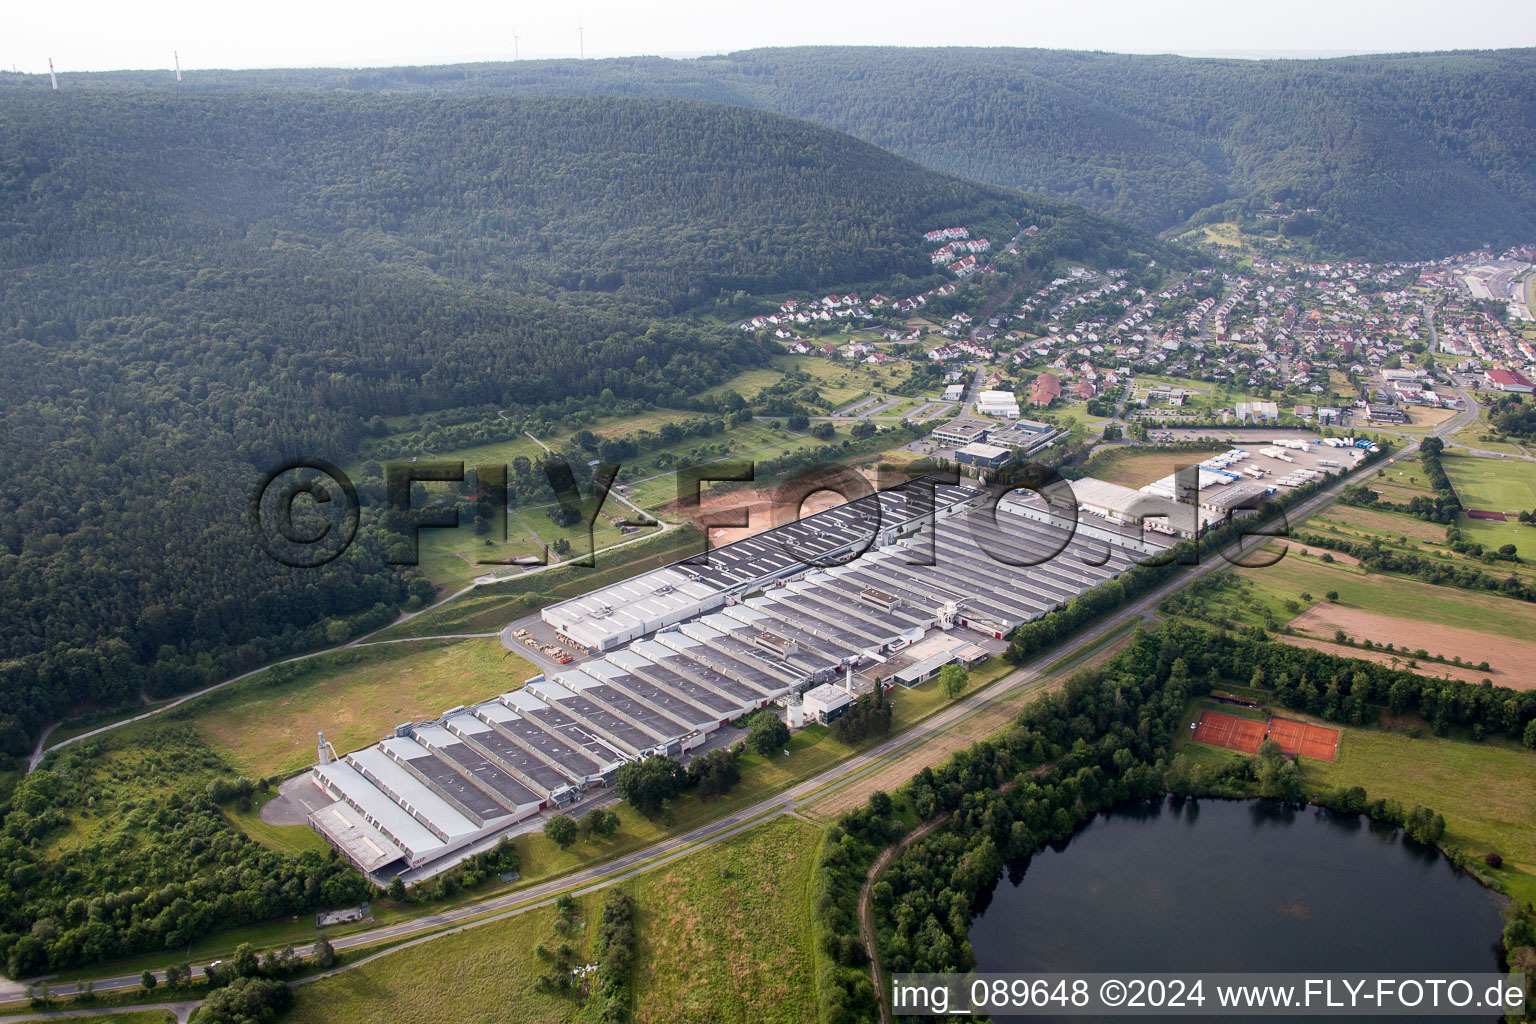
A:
62 47 1536 257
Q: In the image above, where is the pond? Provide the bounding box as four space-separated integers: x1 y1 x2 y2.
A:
970 798 1506 978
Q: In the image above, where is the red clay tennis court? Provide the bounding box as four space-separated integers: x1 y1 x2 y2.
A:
1192 710 1268 754
1266 717 1340 761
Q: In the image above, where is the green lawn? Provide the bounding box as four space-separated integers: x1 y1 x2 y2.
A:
1302 726 1536 903
1459 516 1536 561
1449 415 1533 458
284 893 599 1024
1440 453 1536 558
408 518 556 591
1173 708 1536 903
1441 453 1536 514
1226 548 1536 637
283 817 823 1024
695 354 911 409
224 793 336 857
631 818 821 1024
185 638 539 779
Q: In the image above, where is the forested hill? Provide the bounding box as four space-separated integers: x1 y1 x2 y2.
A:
48 46 1536 258
3 90 1144 302
0 89 1153 751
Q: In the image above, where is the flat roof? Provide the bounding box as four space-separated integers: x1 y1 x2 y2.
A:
348 748 485 842
313 758 443 860
309 797 409 874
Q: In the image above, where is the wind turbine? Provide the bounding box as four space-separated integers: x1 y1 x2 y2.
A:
513 31 519 61
48 58 57 90
577 18 584 59
173 50 182 82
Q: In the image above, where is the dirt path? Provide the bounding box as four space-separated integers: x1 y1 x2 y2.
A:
860 811 952 1024
859 770 1036 1024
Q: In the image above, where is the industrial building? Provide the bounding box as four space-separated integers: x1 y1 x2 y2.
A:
305 475 1176 882
976 389 1022 419
930 415 1061 456
1235 400 1280 422
955 442 1013 470
930 415 992 447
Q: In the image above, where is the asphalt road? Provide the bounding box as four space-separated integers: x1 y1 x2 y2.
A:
4 405 1470 1013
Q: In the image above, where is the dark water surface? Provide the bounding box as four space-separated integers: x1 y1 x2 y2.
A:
971 798 1507 979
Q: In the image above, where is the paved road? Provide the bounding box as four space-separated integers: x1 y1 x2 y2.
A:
0 1003 198 1023
6 422 1439 1007
26 723 59 773
26 521 684 773
8 407 1468 1012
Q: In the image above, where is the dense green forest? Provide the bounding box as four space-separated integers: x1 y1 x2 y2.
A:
44 46 1534 256
1 91 1142 301
0 89 1154 751
813 623 1536 1020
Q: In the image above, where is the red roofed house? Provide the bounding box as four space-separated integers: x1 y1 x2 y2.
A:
1031 372 1062 406
1484 368 1535 394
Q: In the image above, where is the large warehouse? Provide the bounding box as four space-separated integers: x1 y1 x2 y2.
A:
304 476 1175 881
540 479 984 651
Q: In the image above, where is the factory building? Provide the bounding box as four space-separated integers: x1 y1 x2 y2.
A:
930 416 992 447
305 476 1171 882
541 479 983 652
955 441 1013 470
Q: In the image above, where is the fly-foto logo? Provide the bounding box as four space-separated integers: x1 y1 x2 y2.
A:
249 459 1289 571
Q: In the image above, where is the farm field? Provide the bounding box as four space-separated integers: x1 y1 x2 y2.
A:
1311 504 1446 544
187 638 539 779
1271 539 1360 564
1363 458 1437 503
1303 503 1536 584
1270 634 1499 687
1229 547 1536 638
1286 604 1536 689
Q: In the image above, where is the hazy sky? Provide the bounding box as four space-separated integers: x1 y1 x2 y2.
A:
11 0 1536 74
